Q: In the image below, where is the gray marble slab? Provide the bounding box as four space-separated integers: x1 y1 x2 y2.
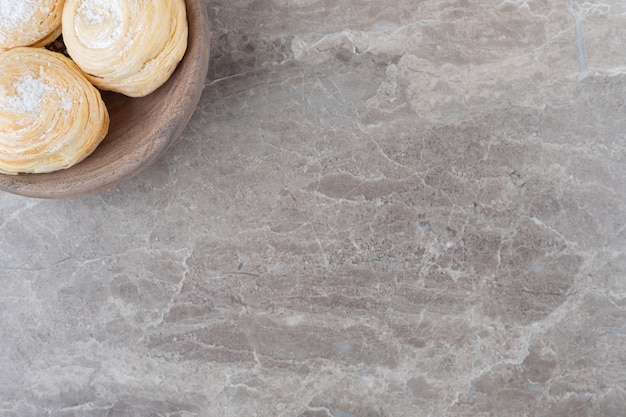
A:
1 0 625 415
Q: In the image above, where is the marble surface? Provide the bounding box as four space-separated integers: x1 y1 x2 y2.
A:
1 0 626 415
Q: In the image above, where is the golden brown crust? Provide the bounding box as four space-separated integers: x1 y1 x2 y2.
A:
62 0 188 97
0 47 109 174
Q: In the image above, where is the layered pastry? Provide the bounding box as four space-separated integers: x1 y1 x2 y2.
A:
0 0 66 50
0 47 109 174
62 0 188 97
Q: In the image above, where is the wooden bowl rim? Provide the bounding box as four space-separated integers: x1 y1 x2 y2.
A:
0 0 210 199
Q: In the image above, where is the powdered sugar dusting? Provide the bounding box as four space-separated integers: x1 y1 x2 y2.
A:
78 0 113 24
61 95 72 111
76 0 122 48
0 0 38 33
5 75 52 112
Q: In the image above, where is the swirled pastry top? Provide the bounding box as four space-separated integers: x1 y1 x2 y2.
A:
0 47 109 174
62 0 188 97
0 0 65 50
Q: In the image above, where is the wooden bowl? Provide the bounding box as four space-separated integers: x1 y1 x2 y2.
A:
0 0 210 199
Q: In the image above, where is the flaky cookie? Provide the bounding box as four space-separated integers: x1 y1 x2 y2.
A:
0 0 66 50
62 0 188 97
0 47 109 174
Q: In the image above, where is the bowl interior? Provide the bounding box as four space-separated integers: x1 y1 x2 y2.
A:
0 0 210 199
